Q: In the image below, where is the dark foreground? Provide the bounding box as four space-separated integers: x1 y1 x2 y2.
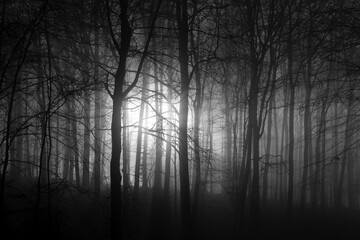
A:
3 182 360 240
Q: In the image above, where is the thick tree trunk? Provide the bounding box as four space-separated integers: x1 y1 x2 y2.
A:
177 0 192 236
110 92 123 240
110 1 132 239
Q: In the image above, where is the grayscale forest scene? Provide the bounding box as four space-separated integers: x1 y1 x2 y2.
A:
2 0 360 239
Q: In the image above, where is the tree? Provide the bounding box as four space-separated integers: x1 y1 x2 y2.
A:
106 0 162 238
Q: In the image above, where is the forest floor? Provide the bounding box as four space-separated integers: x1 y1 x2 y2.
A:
3 181 360 239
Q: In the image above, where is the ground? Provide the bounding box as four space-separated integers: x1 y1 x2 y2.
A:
3 182 360 239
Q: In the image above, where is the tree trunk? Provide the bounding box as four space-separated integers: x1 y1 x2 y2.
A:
134 65 148 191
301 17 314 211
94 89 102 194
261 44 277 204
224 91 232 191
110 0 132 239
300 75 313 210
337 81 354 209
191 59 202 219
83 89 91 189
177 0 192 236
71 104 80 187
122 100 130 190
320 101 327 211
142 103 149 190
262 91 274 204
164 70 173 201
273 98 280 201
63 102 71 181
287 16 295 221
346 81 356 209
332 101 339 207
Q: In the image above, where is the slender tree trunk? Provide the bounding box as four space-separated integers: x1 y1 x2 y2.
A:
122 100 130 190
261 45 277 204
346 82 356 209
63 102 71 181
71 104 80 187
150 58 165 239
337 81 354 209
134 66 148 191
164 73 173 201
320 103 327 211
262 92 274 204
12 88 23 181
287 16 295 221
207 82 215 195
313 108 322 212
332 101 339 207
280 69 289 203
224 91 232 191
191 62 202 219
92 0 102 195
55 113 60 177
142 104 149 190
301 77 313 210
83 89 91 189
273 98 280 200
94 89 102 194
247 3 261 226
153 61 163 191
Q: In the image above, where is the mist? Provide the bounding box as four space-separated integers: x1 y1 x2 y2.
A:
2 0 360 239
